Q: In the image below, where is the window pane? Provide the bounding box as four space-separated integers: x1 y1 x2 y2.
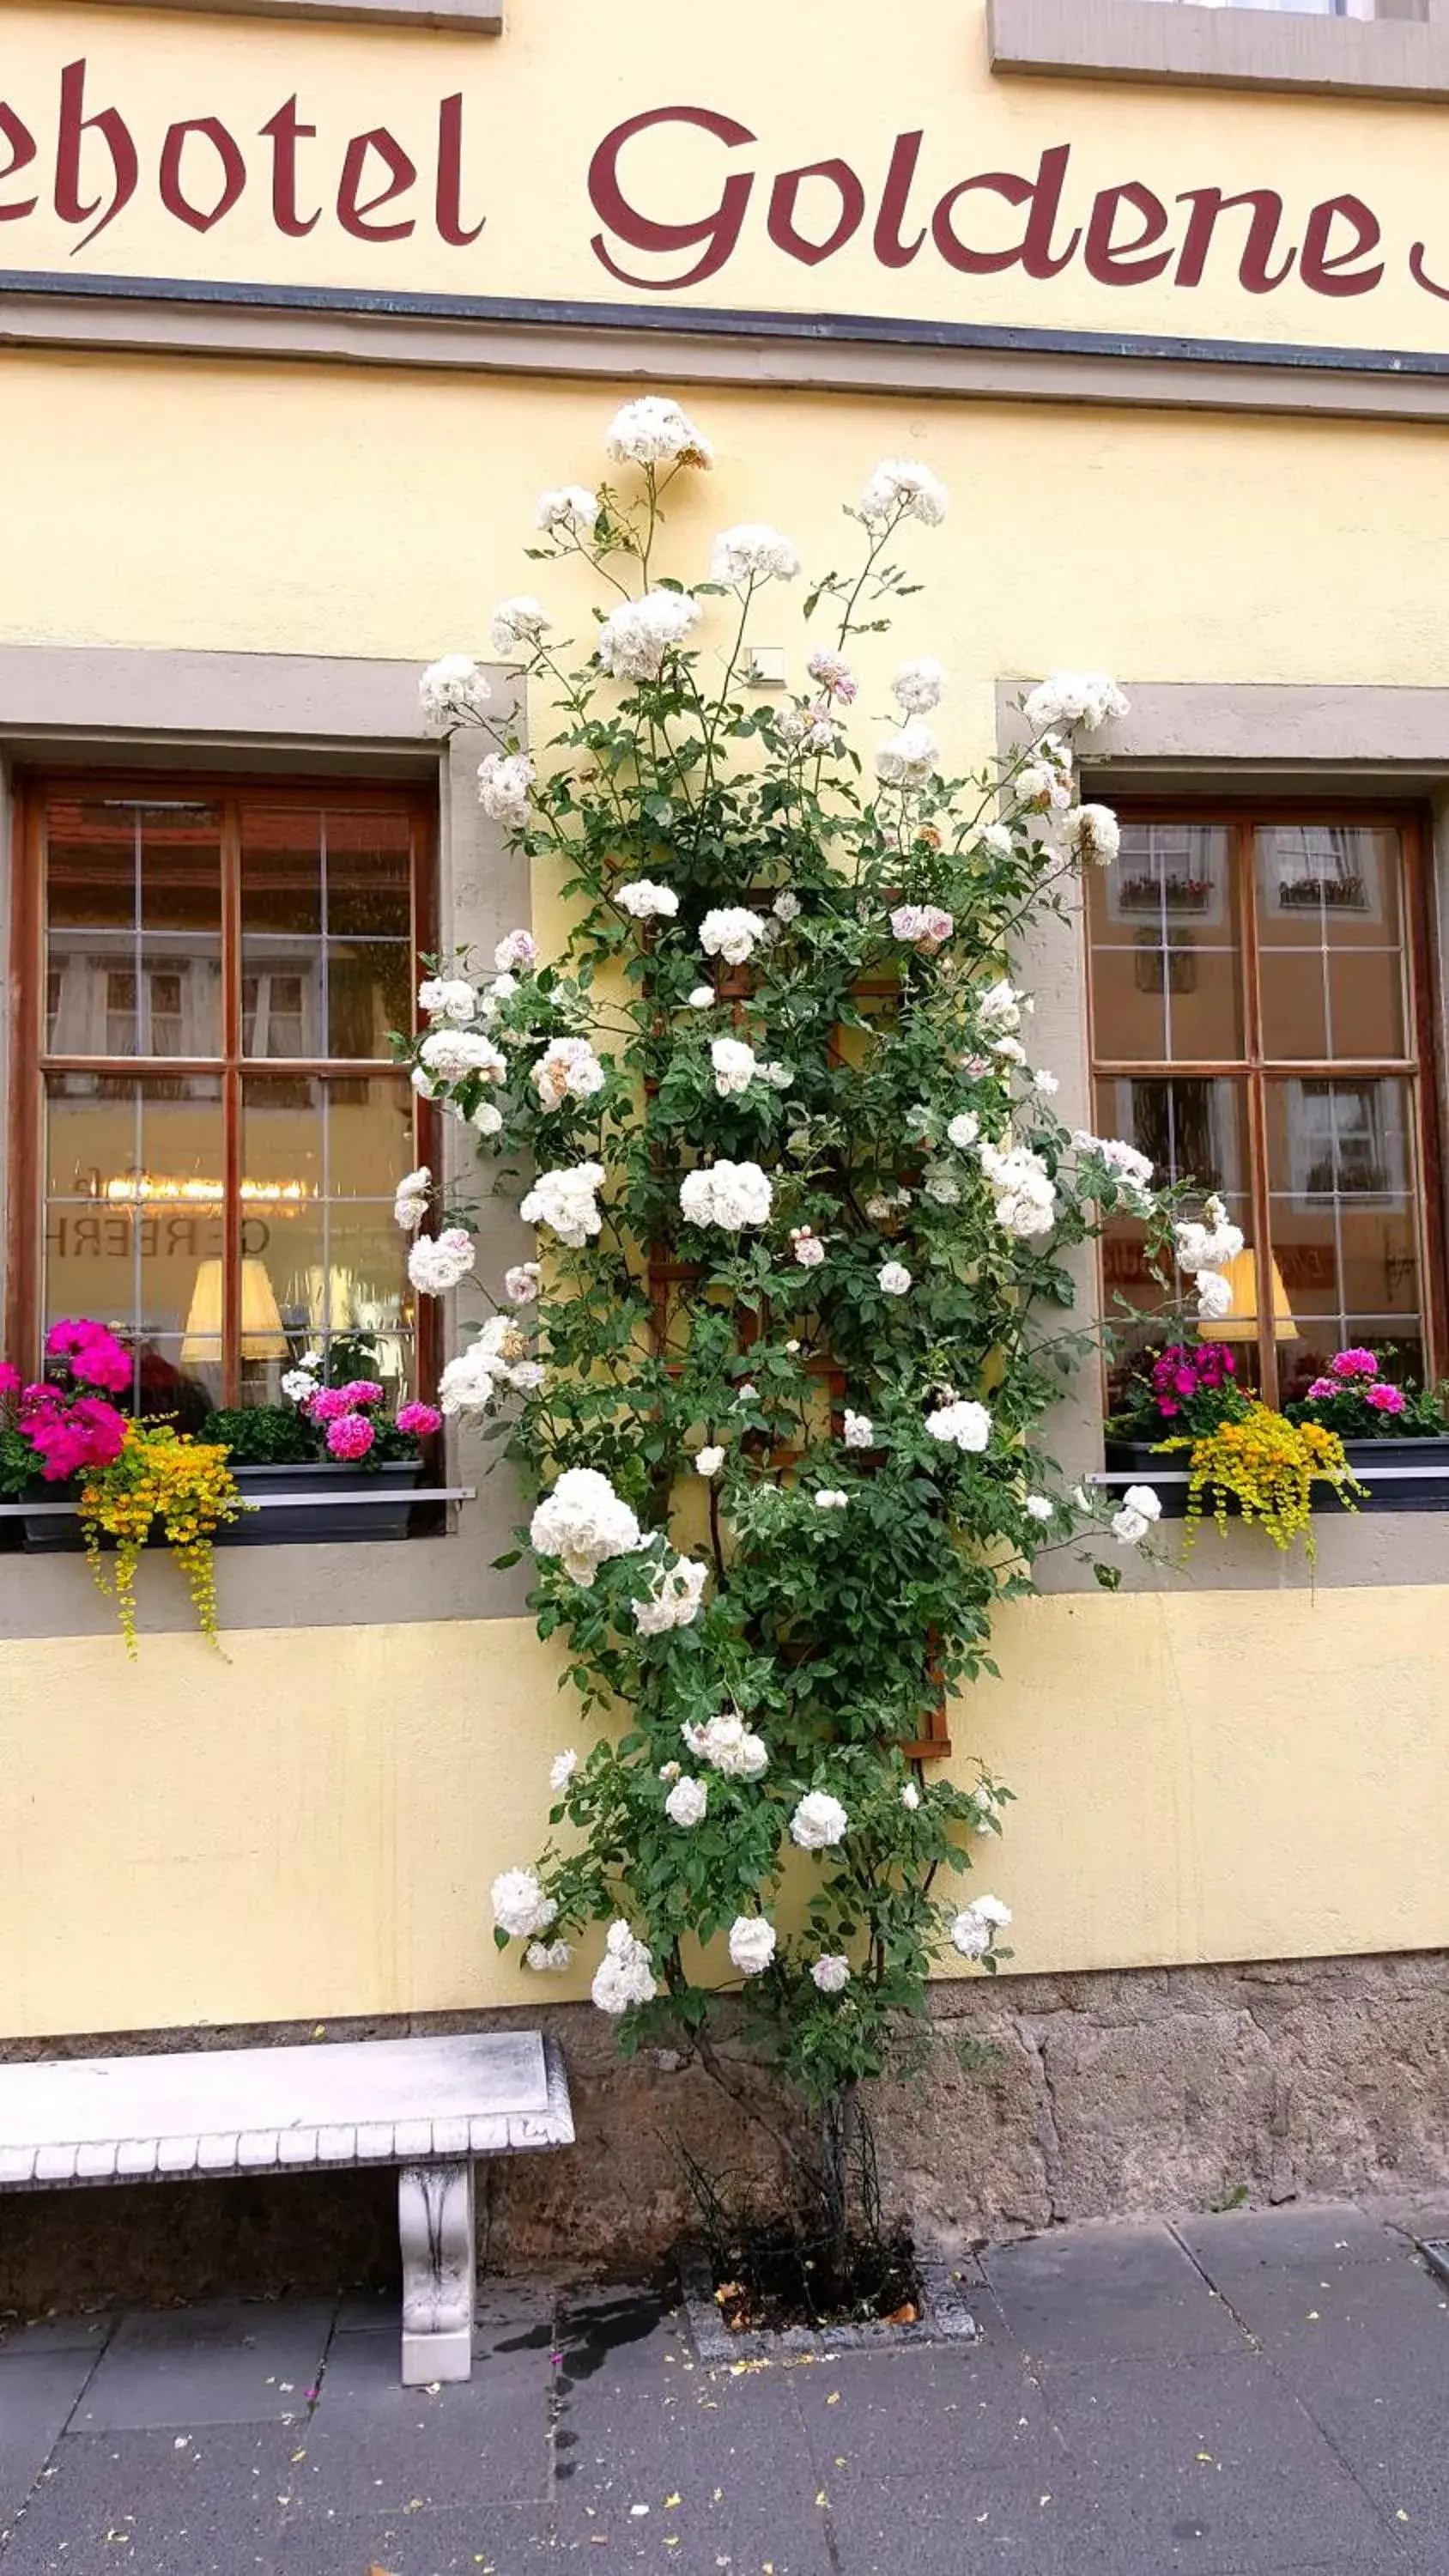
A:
325 811 413 940
44 799 222 1060
243 945 324 1058
328 943 413 1060
1095 1074 1262 1398
240 808 322 937
1266 1076 1423 1389
1087 823 1241 1060
1256 825 1407 1061
239 1072 414 1405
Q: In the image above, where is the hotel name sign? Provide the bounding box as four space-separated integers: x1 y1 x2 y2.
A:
3 18 1448 350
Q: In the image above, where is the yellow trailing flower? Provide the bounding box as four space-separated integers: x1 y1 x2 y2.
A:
77 1424 244 1658
1173 1404 1361 1562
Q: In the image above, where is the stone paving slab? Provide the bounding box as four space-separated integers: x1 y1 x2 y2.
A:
291 2324 552 2512
70 2300 334 2433
790 2342 1054 2479
273 2501 557 2573
983 2220 1245 2366
0 2425 297 2576
0 2351 101 2533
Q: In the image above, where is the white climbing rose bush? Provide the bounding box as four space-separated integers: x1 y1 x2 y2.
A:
404 398 1176 2177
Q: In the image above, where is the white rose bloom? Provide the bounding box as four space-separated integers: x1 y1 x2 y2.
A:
519 1162 607 1249
505 1262 542 1304
926 1399 993 1455
477 751 536 826
665 1775 708 1829
1175 1200 1246 1273
876 721 940 790
979 1139 1057 1241
1123 1484 1162 1523
592 1921 658 2015
699 906 765 965
950 1896 1011 1959
418 976 477 1028
408 1228 476 1296
605 397 713 469
710 524 802 586
679 1160 773 1232
1030 1069 1060 1098
729 1917 778 1978
773 890 801 923
420 653 492 730
947 1112 980 1151
1061 803 1121 868
807 647 856 697
843 1411 874 1449
791 1227 825 1269
1072 1132 1155 1194
685 1710 769 1778
393 1165 432 1234
712 1036 758 1097
694 1445 725 1479
974 822 1014 860
812 1955 852 1995
535 483 601 538
1018 759 1075 816
791 1790 849 1850
1111 1504 1153 1546
924 1167 961 1207
419 1029 507 1087
489 595 552 658
549 1750 578 1794
900 1782 921 1811
976 977 1024 1035
1196 1269 1234 1321
892 657 948 716
1026 1494 1055 1522
878 1261 912 1297
992 1036 1028 1066
617 879 680 920
491 1868 557 1940
530 1466 644 1586
533 1036 607 1110
437 1315 537 1415
1023 671 1129 735
634 1553 709 1637
471 1102 504 1139
688 985 715 1009
857 457 949 530
763 1061 793 1091
814 1489 849 1512
597 589 702 683
494 929 538 974
281 1369 318 1404
974 1895 1014 1927
524 1939 573 1973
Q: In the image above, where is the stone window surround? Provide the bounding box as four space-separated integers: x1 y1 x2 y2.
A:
987 0 1449 100
98 0 502 28
1004 677 1449 1593
0 643 530 1642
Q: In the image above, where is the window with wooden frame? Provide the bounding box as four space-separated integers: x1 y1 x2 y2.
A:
1086 807 1444 1410
7 777 433 1423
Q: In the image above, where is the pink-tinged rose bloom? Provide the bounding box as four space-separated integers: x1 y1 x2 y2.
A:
1364 1382 1407 1413
307 1387 351 1424
396 1401 442 1438
338 1380 385 1408
1331 1347 1379 1379
325 1411 375 1461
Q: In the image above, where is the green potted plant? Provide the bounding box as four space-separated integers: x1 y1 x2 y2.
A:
1287 1347 1449 1512
208 1339 440 1546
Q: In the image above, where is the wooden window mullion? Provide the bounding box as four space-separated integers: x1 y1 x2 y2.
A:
221 794 243 1408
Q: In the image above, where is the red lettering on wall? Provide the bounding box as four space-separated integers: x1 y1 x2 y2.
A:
337 126 417 240
435 92 484 247
0 103 38 222
1084 180 1173 285
54 59 137 252
767 157 865 266
260 95 320 238
873 130 927 270
1300 192 1383 296
1175 188 1295 294
159 117 246 233
588 104 757 290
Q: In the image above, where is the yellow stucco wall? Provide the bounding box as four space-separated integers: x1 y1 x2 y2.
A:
3 1585 1444 2038
6 0 1449 2033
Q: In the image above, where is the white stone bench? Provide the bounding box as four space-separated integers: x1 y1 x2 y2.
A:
0 2030 573 2386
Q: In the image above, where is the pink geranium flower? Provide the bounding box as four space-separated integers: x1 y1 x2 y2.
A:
396 1401 442 1438
338 1381 385 1409
307 1387 351 1424
1307 1377 1338 1400
1331 1348 1379 1379
45 1319 131 1393
0 1362 20 1402
325 1411 375 1461
1364 1382 1407 1413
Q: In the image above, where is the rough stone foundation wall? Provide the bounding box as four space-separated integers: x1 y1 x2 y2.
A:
3 1950 1446 2313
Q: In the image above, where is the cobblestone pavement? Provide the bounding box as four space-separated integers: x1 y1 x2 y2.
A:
3 2198 1449 2576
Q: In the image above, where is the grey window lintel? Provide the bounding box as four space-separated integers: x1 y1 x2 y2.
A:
97 0 501 31
987 0 1449 103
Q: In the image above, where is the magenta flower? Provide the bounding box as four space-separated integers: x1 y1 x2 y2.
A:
1364 1382 1407 1413
325 1411 375 1461
0 1361 19 1402
306 1387 351 1424
1307 1377 1338 1400
338 1380 385 1409
22 1394 127 1481
1331 1348 1379 1379
396 1401 442 1438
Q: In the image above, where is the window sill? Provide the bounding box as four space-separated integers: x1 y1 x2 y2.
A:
986 0 1449 101
2 1478 470 1552
100 0 501 28
1099 1437 1449 1515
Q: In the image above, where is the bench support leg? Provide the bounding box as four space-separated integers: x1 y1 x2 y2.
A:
399 2160 476 2385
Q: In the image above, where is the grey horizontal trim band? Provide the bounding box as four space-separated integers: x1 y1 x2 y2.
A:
6 267 1449 422
989 0 1449 103
0 1487 476 1518
88 0 502 26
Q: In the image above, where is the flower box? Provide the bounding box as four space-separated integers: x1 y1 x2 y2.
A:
21 1459 427 1552
1105 1434 1449 1517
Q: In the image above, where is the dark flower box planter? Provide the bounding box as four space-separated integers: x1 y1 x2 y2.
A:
1105 1434 1449 1518
21 1459 426 1552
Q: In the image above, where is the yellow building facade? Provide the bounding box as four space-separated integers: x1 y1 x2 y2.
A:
3 0 1449 2260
